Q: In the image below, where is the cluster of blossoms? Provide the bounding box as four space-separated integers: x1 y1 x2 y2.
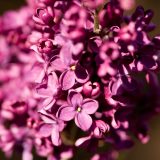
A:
1 0 160 159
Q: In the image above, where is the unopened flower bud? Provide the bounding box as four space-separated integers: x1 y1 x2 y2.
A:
83 81 100 98
93 120 109 138
38 38 54 54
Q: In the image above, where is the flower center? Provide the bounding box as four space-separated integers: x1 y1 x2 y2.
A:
77 107 82 112
70 65 76 71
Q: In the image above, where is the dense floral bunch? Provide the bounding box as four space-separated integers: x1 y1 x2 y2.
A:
1 0 160 159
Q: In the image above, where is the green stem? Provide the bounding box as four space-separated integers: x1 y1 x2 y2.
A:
93 0 109 34
94 9 100 34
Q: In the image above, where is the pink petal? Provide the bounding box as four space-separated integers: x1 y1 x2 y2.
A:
39 109 56 124
59 70 75 90
50 56 67 72
68 90 83 108
30 63 45 83
51 125 61 146
75 64 89 83
58 106 75 121
71 42 84 56
35 69 46 84
93 127 101 137
57 119 65 132
75 135 91 147
30 45 44 63
82 99 99 114
42 97 56 110
36 72 58 99
75 112 92 131
48 72 58 89
36 87 54 98
38 124 52 137
22 150 33 160
60 42 72 66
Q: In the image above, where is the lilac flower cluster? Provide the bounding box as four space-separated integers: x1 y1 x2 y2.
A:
1 0 160 159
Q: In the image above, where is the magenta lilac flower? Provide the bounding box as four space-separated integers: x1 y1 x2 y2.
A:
1 0 160 159
58 90 98 131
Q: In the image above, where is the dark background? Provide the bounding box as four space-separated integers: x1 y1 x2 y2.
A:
0 0 160 160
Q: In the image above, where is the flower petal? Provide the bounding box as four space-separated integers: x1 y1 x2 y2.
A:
68 90 83 108
59 70 75 90
75 112 92 131
57 105 75 121
42 97 56 110
51 125 61 146
39 109 56 124
36 72 58 99
48 72 58 89
50 56 67 72
38 124 52 137
30 45 45 63
75 64 89 83
36 85 53 98
82 99 99 114
60 42 72 66
57 119 65 132
75 136 91 147
22 150 33 160
30 63 45 83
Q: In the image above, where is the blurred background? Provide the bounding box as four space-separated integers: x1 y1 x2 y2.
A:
0 0 160 160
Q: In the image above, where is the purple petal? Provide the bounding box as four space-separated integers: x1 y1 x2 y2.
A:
136 61 144 71
58 105 75 121
50 56 67 72
22 150 33 160
48 72 58 89
42 97 56 110
57 119 65 132
60 42 72 66
59 70 75 90
39 109 56 124
30 44 44 63
71 42 84 56
51 125 61 146
30 63 45 83
38 124 52 137
75 64 89 83
36 72 58 98
22 140 33 160
75 112 92 131
75 136 91 147
36 86 54 98
68 90 83 108
82 99 99 114
111 117 120 129
35 69 46 84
